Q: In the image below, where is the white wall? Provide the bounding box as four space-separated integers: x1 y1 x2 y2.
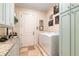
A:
45 4 59 32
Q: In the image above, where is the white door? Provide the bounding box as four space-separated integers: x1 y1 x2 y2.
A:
20 13 36 47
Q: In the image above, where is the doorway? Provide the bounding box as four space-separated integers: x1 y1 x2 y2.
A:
20 12 36 47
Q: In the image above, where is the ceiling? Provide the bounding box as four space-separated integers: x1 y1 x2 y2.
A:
15 3 50 11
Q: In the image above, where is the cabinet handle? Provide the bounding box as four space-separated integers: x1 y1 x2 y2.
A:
68 6 70 9
10 23 12 26
68 13 70 15
72 4 74 6
71 12 74 13
33 31 34 35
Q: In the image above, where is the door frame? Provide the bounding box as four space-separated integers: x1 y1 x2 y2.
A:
19 12 36 47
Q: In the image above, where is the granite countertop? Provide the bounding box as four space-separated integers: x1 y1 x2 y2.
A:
0 36 18 56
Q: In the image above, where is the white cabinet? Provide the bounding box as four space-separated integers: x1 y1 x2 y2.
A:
5 4 10 26
13 39 19 56
7 38 20 56
71 3 79 9
60 11 71 56
5 3 14 27
60 3 79 13
71 7 79 56
0 3 14 27
9 3 14 27
0 3 5 25
7 45 15 56
60 3 79 56
60 3 70 13
71 11 75 56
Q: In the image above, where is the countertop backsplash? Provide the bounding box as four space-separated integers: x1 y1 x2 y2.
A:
0 28 6 36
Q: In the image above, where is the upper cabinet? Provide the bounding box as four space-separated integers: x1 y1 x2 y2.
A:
60 3 70 13
0 3 5 25
60 3 79 14
9 4 14 27
71 3 79 9
5 3 11 26
5 3 14 27
0 3 14 27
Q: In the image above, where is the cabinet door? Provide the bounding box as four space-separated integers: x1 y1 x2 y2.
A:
5 3 14 27
59 11 71 56
17 38 20 56
71 3 79 9
5 3 10 26
7 50 12 56
0 3 5 24
0 3 14 26
7 46 15 56
71 11 75 56
13 40 19 56
9 3 14 27
71 7 79 56
60 3 70 13
7 40 19 56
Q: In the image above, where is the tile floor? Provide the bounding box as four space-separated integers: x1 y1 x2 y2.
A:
20 46 43 56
